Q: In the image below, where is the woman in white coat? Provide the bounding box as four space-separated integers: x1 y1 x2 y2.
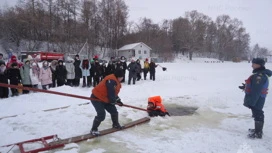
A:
39 61 52 90
65 57 75 86
30 62 40 89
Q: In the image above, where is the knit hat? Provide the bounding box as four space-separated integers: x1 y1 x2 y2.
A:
0 53 3 56
145 58 149 61
252 58 265 67
58 59 63 64
0 60 5 66
93 55 98 60
11 55 17 62
114 68 124 78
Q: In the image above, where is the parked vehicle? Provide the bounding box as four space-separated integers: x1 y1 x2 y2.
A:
20 51 64 62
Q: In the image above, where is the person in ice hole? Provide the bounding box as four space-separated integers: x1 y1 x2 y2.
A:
147 96 170 117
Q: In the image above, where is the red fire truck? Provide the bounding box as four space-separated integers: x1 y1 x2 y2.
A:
20 51 64 62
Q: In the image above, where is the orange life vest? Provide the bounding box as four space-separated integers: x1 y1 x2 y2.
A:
147 96 167 113
92 74 121 103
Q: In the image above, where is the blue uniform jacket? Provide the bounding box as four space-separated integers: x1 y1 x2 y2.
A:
244 68 272 110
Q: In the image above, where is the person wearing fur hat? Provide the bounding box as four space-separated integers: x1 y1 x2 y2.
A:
6 55 23 69
65 57 75 86
55 60 67 87
39 61 52 90
0 60 9 98
73 55 82 87
20 59 32 94
240 58 272 139
90 68 124 136
7 63 21 96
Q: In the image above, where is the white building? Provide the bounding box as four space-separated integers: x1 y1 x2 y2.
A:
266 55 272 62
118 42 151 59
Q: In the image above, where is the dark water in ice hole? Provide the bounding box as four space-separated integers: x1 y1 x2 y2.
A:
165 104 198 116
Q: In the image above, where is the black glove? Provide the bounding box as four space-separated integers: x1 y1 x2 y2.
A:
112 97 123 106
165 112 171 116
238 83 245 90
116 101 123 106
116 97 121 103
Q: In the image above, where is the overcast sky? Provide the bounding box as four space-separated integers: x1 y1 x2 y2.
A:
3 0 272 50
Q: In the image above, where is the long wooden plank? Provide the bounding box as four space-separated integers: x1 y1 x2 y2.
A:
48 117 150 146
0 83 147 112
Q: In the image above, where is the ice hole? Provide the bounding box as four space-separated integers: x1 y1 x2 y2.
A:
165 104 198 116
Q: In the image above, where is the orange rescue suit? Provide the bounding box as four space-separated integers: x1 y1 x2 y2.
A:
147 96 167 113
92 74 121 103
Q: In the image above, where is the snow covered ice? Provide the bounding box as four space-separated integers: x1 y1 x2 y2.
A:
0 60 272 153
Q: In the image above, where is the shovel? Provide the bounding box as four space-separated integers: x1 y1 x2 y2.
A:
158 65 167 71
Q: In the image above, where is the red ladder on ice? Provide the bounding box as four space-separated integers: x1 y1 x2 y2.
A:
2 135 59 153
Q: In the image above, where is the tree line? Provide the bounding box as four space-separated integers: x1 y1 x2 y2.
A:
0 0 269 61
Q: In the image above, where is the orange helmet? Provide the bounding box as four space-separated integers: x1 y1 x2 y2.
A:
148 96 162 104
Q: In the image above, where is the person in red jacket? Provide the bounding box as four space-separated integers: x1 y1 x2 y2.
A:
6 55 23 69
147 96 170 117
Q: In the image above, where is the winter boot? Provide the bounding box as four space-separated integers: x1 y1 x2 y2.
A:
248 121 263 139
90 118 101 136
248 128 255 134
111 114 124 130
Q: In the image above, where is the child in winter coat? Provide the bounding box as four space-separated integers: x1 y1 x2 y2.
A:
147 96 170 117
30 62 40 89
7 63 21 96
0 60 9 98
39 61 52 90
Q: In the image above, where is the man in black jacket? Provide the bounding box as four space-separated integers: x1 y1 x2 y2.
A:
73 55 82 87
0 60 9 98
